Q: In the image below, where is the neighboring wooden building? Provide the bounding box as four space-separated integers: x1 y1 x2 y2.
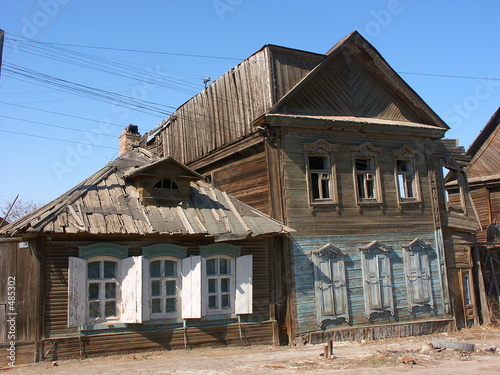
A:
141 31 481 342
463 107 500 322
0 148 289 366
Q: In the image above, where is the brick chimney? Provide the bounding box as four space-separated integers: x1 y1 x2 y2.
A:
119 124 140 155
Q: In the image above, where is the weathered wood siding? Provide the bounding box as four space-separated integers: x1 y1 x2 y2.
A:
273 49 424 124
0 240 42 366
292 233 444 334
280 131 450 334
269 46 323 102
149 48 274 164
41 321 274 361
209 150 271 216
281 132 435 234
43 235 275 340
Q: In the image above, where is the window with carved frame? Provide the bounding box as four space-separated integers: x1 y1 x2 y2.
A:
392 145 422 209
302 140 339 208
350 143 383 208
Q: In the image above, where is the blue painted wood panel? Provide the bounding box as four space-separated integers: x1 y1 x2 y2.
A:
292 232 445 334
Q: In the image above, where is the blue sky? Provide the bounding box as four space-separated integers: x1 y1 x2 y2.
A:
0 0 499 208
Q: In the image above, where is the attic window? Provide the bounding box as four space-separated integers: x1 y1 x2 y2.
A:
154 179 179 190
152 179 181 200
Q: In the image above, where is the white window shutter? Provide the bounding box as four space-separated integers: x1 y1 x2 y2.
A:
235 255 253 315
68 257 86 327
121 256 143 323
181 256 202 319
142 258 150 322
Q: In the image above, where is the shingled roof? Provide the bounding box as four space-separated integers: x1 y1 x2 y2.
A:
1 148 289 241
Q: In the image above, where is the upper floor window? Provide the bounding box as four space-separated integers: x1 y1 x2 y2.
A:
309 156 332 201
396 160 416 199
302 139 339 209
393 145 422 209
355 158 376 200
350 142 383 209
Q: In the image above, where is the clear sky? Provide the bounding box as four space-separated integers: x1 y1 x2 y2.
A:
0 0 499 209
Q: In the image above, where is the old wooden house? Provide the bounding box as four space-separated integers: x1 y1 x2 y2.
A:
0 146 289 366
140 31 482 343
461 107 500 322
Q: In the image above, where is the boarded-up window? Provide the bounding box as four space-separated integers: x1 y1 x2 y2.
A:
360 241 394 318
311 244 348 324
403 239 434 312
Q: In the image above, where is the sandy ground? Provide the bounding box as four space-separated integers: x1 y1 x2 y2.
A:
3 326 500 375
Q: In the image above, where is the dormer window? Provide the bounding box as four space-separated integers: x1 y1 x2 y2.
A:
152 179 181 200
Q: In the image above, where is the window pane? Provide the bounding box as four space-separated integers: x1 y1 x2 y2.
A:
357 174 365 198
356 159 371 171
366 179 374 198
103 261 117 279
221 294 230 309
396 160 410 172
88 283 99 301
151 298 161 313
165 280 176 296
221 278 230 293
208 295 218 310
104 301 116 317
89 302 100 318
311 173 320 199
164 260 177 277
151 280 161 297
105 282 116 299
321 179 330 199
166 298 176 313
207 259 217 275
150 261 161 278
309 156 326 170
219 258 230 275
87 261 100 279
208 278 217 293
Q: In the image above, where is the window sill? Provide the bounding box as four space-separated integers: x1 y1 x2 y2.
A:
356 201 383 211
398 200 423 211
309 201 340 212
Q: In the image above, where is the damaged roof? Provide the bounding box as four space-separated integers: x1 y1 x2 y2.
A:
1 148 290 242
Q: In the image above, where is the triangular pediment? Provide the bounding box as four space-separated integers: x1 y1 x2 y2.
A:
270 31 447 129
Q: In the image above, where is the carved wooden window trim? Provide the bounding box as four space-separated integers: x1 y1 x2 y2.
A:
350 142 383 211
392 145 422 210
302 140 339 211
311 244 349 325
359 241 394 318
403 239 434 312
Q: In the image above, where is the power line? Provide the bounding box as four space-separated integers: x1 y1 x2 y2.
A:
399 71 500 81
0 115 118 138
0 1 71 88
10 37 243 61
0 129 117 150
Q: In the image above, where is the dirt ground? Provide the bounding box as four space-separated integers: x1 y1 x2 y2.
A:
3 326 500 375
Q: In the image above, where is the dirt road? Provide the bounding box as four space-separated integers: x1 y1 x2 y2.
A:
4 326 500 374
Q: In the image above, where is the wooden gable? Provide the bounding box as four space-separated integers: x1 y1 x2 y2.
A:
466 107 500 179
269 31 447 129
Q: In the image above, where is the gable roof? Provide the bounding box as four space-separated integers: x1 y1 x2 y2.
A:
268 31 448 129
0 148 289 242
465 107 500 181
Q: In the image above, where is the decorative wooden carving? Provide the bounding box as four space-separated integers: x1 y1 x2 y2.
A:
358 240 392 254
